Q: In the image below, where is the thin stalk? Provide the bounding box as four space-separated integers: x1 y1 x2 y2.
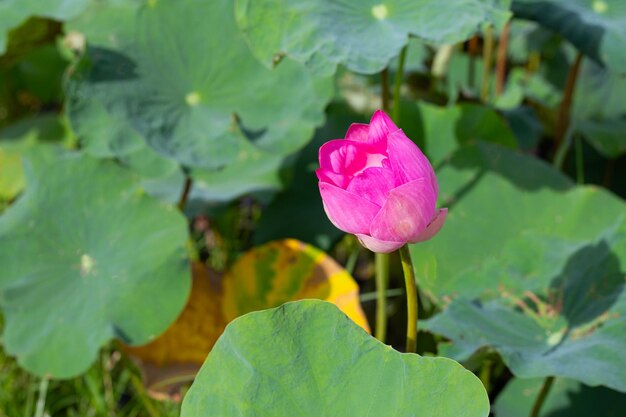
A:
392 46 408 122
177 177 193 211
554 53 583 160
34 377 49 417
375 252 389 342
481 25 495 101
381 68 391 113
345 245 360 276
399 245 418 353
574 134 585 184
468 36 480 89
603 159 615 188
479 359 492 394
495 22 511 96
128 373 161 417
529 376 555 417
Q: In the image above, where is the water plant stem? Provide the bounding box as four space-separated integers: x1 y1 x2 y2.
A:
481 25 494 101
529 376 555 417
554 53 583 161
375 252 390 342
381 69 391 113
177 177 193 211
495 22 510 96
575 134 585 184
34 377 48 417
392 46 408 122
399 245 418 353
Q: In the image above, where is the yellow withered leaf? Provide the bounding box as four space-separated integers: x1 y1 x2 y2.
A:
222 239 370 333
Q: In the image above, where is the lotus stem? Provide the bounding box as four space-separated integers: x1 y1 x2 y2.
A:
554 52 584 163
399 245 418 353
177 176 193 211
392 45 408 122
481 25 494 101
529 376 555 417
375 252 389 342
495 22 511 96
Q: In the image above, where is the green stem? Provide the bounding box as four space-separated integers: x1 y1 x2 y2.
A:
381 68 391 113
374 252 389 342
399 245 418 353
481 25 494 101
34 377 49 417
529 376 555 417
345 244 360 276
575 134 585 184
177 176 193 211
479 359 492 393
392 46 408 122
554 53 583 163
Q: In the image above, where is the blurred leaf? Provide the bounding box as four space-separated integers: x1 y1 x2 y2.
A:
512 0 626 73
0 148 191 378
0 115 70 204
401 102 517 166
493 377 626 417
66 0 333 180
0 141 26 202
0 0 89 55
190 144 285 203
222 239 370 332
235 0 511 75
578 118 626 157
501 106 543 150
181 300 489 417
253 104 364 249
573 60 626 157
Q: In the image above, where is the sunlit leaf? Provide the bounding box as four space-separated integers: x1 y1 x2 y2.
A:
235 0 511 75
181 300 489 417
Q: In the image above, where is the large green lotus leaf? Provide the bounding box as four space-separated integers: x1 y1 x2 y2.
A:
0 148 191 378
181 300 489 417
66 0 333 171
412 143 576 300
235 0 511 75
0 0 89 55
512 0 626 73
493 377 626 417
410 144 626 390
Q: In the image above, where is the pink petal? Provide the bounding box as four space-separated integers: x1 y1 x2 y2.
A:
368 110 399 149
316 168 351 189
356 234 404 253
319 182 381 235
319 140 367 174
346 166 395 206
386 129 438 194
412 208 447 243
369 179 437 243
345 123 369 142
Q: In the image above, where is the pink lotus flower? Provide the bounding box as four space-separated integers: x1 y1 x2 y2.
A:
316 110 447 253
